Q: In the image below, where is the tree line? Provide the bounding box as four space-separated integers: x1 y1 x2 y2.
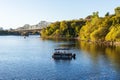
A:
0 30 20 35
41 7 120 41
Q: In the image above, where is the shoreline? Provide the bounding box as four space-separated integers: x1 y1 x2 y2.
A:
41 36 120 46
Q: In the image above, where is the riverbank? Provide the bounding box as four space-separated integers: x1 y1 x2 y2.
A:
41 36 78 41
80 39 120 46
41 36 120 46
0 30 20 35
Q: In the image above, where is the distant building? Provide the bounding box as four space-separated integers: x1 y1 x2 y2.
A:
16 21 50 30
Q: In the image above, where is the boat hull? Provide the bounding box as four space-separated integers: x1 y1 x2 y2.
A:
52 53 75 60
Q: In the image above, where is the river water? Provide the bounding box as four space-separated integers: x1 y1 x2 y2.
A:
0 35 120 80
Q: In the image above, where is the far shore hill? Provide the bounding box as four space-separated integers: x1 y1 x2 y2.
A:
0 21 50 36
16 21 51 30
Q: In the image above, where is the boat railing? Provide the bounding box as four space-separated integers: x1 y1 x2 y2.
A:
52 48 76 60
54 48 70 50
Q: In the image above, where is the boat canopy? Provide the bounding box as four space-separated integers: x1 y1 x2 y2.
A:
54 48 70 50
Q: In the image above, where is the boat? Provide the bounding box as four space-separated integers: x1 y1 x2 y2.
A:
52 48 76 60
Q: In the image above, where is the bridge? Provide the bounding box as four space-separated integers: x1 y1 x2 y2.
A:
11 28 42 36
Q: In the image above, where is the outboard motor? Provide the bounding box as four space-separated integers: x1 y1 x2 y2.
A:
72 54 76 59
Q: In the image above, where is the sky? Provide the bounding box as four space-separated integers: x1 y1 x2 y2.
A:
0 0 120 29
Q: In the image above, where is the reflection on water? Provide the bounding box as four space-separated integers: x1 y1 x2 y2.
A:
44 38 120 79
77 41 120 72
105 46 120 71
0 36 120 80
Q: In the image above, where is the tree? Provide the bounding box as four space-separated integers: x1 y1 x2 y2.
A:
92 11 99 18
105 12 109 17
60 21 68 35
115 7 120 16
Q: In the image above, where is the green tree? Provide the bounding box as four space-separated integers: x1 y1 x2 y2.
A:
60 21 68 35
115 7 120 16
105 12 109 17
